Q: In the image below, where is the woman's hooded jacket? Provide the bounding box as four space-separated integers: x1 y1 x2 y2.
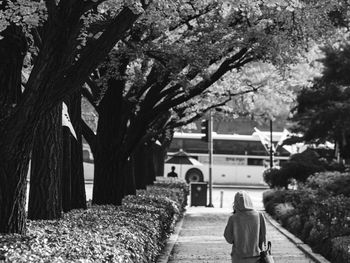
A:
224 191 266 262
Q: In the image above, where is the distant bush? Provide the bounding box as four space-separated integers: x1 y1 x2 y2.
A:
263 149 345 189
305 171 350 197
263 168 291 189
0 178 188 263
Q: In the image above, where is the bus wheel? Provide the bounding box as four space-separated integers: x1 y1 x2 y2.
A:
185 168 203 183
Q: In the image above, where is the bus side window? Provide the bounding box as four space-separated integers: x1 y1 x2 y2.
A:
247 158 263 166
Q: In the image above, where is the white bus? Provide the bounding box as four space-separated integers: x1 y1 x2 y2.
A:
164 131 291 185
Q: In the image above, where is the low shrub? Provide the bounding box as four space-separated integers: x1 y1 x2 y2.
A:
0 178 188 262
286 214 303 234
331 236 350 263
274 203 295 226
262 190 288 216
148 177 189 212
306 171 350 197
264 188 350 262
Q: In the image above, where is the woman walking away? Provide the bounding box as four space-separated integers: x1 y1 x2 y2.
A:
224 191 266 263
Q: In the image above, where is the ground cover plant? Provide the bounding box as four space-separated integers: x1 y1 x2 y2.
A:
0 178 189 263
263 171 350 263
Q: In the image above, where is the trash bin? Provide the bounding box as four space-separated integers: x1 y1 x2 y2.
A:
190 182 207 206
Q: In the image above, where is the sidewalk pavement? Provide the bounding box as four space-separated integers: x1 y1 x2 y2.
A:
157 206 330 263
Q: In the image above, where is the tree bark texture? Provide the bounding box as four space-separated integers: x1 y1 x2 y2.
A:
92 81 127 205
27 105 63 220
0 155 29 234
133 142 159 189
124 157 136 196
0 24 28 233
0 24 26 117
146 143 157 185
62 127 72 212
0 4 145 233
152 143 165 178
133 144 148 190
68 93 87 210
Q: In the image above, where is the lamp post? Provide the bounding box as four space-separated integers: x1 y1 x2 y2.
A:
207 111 214 207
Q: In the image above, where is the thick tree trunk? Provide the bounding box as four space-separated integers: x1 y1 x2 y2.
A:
93 154 126 205
0 4 145 234
124 157 136 196
152 143 165 178
0 24 28 233
133 143 158 188
146 143 157 185
69 93 87 209
62 127 72 212
28 105 63 220
92 81 127 205
134 144 148 190
0 155 29 234
0 24 26 114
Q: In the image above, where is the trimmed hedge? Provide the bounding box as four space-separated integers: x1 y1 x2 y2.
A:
0 178 189 262
263 172 350 262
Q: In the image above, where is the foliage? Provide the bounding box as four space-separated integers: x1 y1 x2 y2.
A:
263 148 344 188
290 39 350 158
0 178 188 262
149 177 189 211
85 0 346 138
264 186 350 261
263 168 291 189
331 236 350 263
219 61 296 121
0 0 47 34
305 171 350 197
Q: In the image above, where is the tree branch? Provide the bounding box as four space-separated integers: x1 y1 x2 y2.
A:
81 118 97 154
169 3 218 32
48 5 147 105
151 48 250 114
82 85 98 112
86 78 100 99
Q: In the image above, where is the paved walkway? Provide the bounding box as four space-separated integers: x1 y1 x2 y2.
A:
158 207 329 263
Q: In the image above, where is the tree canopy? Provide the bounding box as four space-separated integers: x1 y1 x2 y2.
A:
290 38 350 158
0 0 349 234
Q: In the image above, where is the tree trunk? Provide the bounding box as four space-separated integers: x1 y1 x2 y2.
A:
124 157 136 196
62 127 72 212
93 153 126 205
0 4 145 234
134 144 148 190
152 142 164 178
92 80 127 205
69 93 87 209
28 105 63 220
146 143 157 185
0 23 28 233
0 24 26 115
0 154 29 234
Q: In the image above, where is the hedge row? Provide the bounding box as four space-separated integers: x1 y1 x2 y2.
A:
263 171 350 263
0 178 189 263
